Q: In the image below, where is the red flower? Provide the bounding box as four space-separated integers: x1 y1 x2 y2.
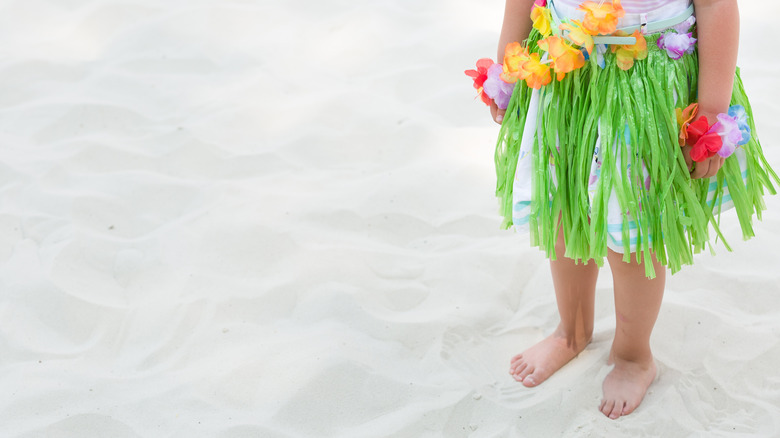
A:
465 58 495 105
690 133 722 162
686 116 723 162
685 116 710 147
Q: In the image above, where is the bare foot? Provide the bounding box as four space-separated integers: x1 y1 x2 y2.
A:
599 355 657 419
508 325 591 387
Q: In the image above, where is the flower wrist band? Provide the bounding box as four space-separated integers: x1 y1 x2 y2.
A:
677 103 752 162
464 59 514 109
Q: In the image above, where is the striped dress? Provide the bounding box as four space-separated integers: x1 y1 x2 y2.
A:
555 0 687 13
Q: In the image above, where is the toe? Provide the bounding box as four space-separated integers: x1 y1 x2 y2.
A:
509 357 523 371
511 364 528 382
509 359 525 375
600 400 615 418
511 366 527 382
517 365 534 383
608 401 625 420
522 368 546 387
622 401 637 416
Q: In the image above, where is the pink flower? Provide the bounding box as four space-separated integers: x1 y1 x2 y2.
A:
534 0 547 7
483 63 515 109
657 32 696 60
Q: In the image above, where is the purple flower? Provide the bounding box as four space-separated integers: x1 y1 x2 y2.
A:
483 63 515 109
714 114 743 158
657 32 697 60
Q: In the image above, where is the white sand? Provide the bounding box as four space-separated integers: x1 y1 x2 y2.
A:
0 0 779 436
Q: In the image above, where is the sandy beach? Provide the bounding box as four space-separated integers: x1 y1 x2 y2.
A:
0 0 779 436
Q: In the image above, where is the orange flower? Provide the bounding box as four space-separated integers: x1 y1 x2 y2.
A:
579 0 625 35
522 53 552 89
501 42 531 83
612 30 647 70
531 5 553 37
559 20 595 55
538 35 585 81
676 103 699 145
501 41 552 89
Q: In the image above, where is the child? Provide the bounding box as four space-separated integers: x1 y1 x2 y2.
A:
477 0 778 420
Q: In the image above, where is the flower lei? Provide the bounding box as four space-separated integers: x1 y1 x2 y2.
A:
466 0 698 104
677 103 751 162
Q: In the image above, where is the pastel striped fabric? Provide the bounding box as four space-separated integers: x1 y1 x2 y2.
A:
554 0 687 13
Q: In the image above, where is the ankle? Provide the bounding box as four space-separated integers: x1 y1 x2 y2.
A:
610 347 654 366
553 324 593 349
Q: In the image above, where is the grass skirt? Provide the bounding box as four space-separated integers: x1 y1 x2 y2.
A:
495 29 779 278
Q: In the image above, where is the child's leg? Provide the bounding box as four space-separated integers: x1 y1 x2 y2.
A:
509 228 598 387
599 249 665 419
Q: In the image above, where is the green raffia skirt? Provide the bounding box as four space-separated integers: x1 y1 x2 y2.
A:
496 29 779 278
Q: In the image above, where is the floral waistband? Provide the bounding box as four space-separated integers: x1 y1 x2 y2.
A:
465 0 699 107
509 0 698 85
548 0 695 46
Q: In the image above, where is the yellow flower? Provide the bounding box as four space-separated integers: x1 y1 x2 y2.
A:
538 35 585 81
531 5 553 37
578 0 625 35
559 20 595 55
612 30 647 70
